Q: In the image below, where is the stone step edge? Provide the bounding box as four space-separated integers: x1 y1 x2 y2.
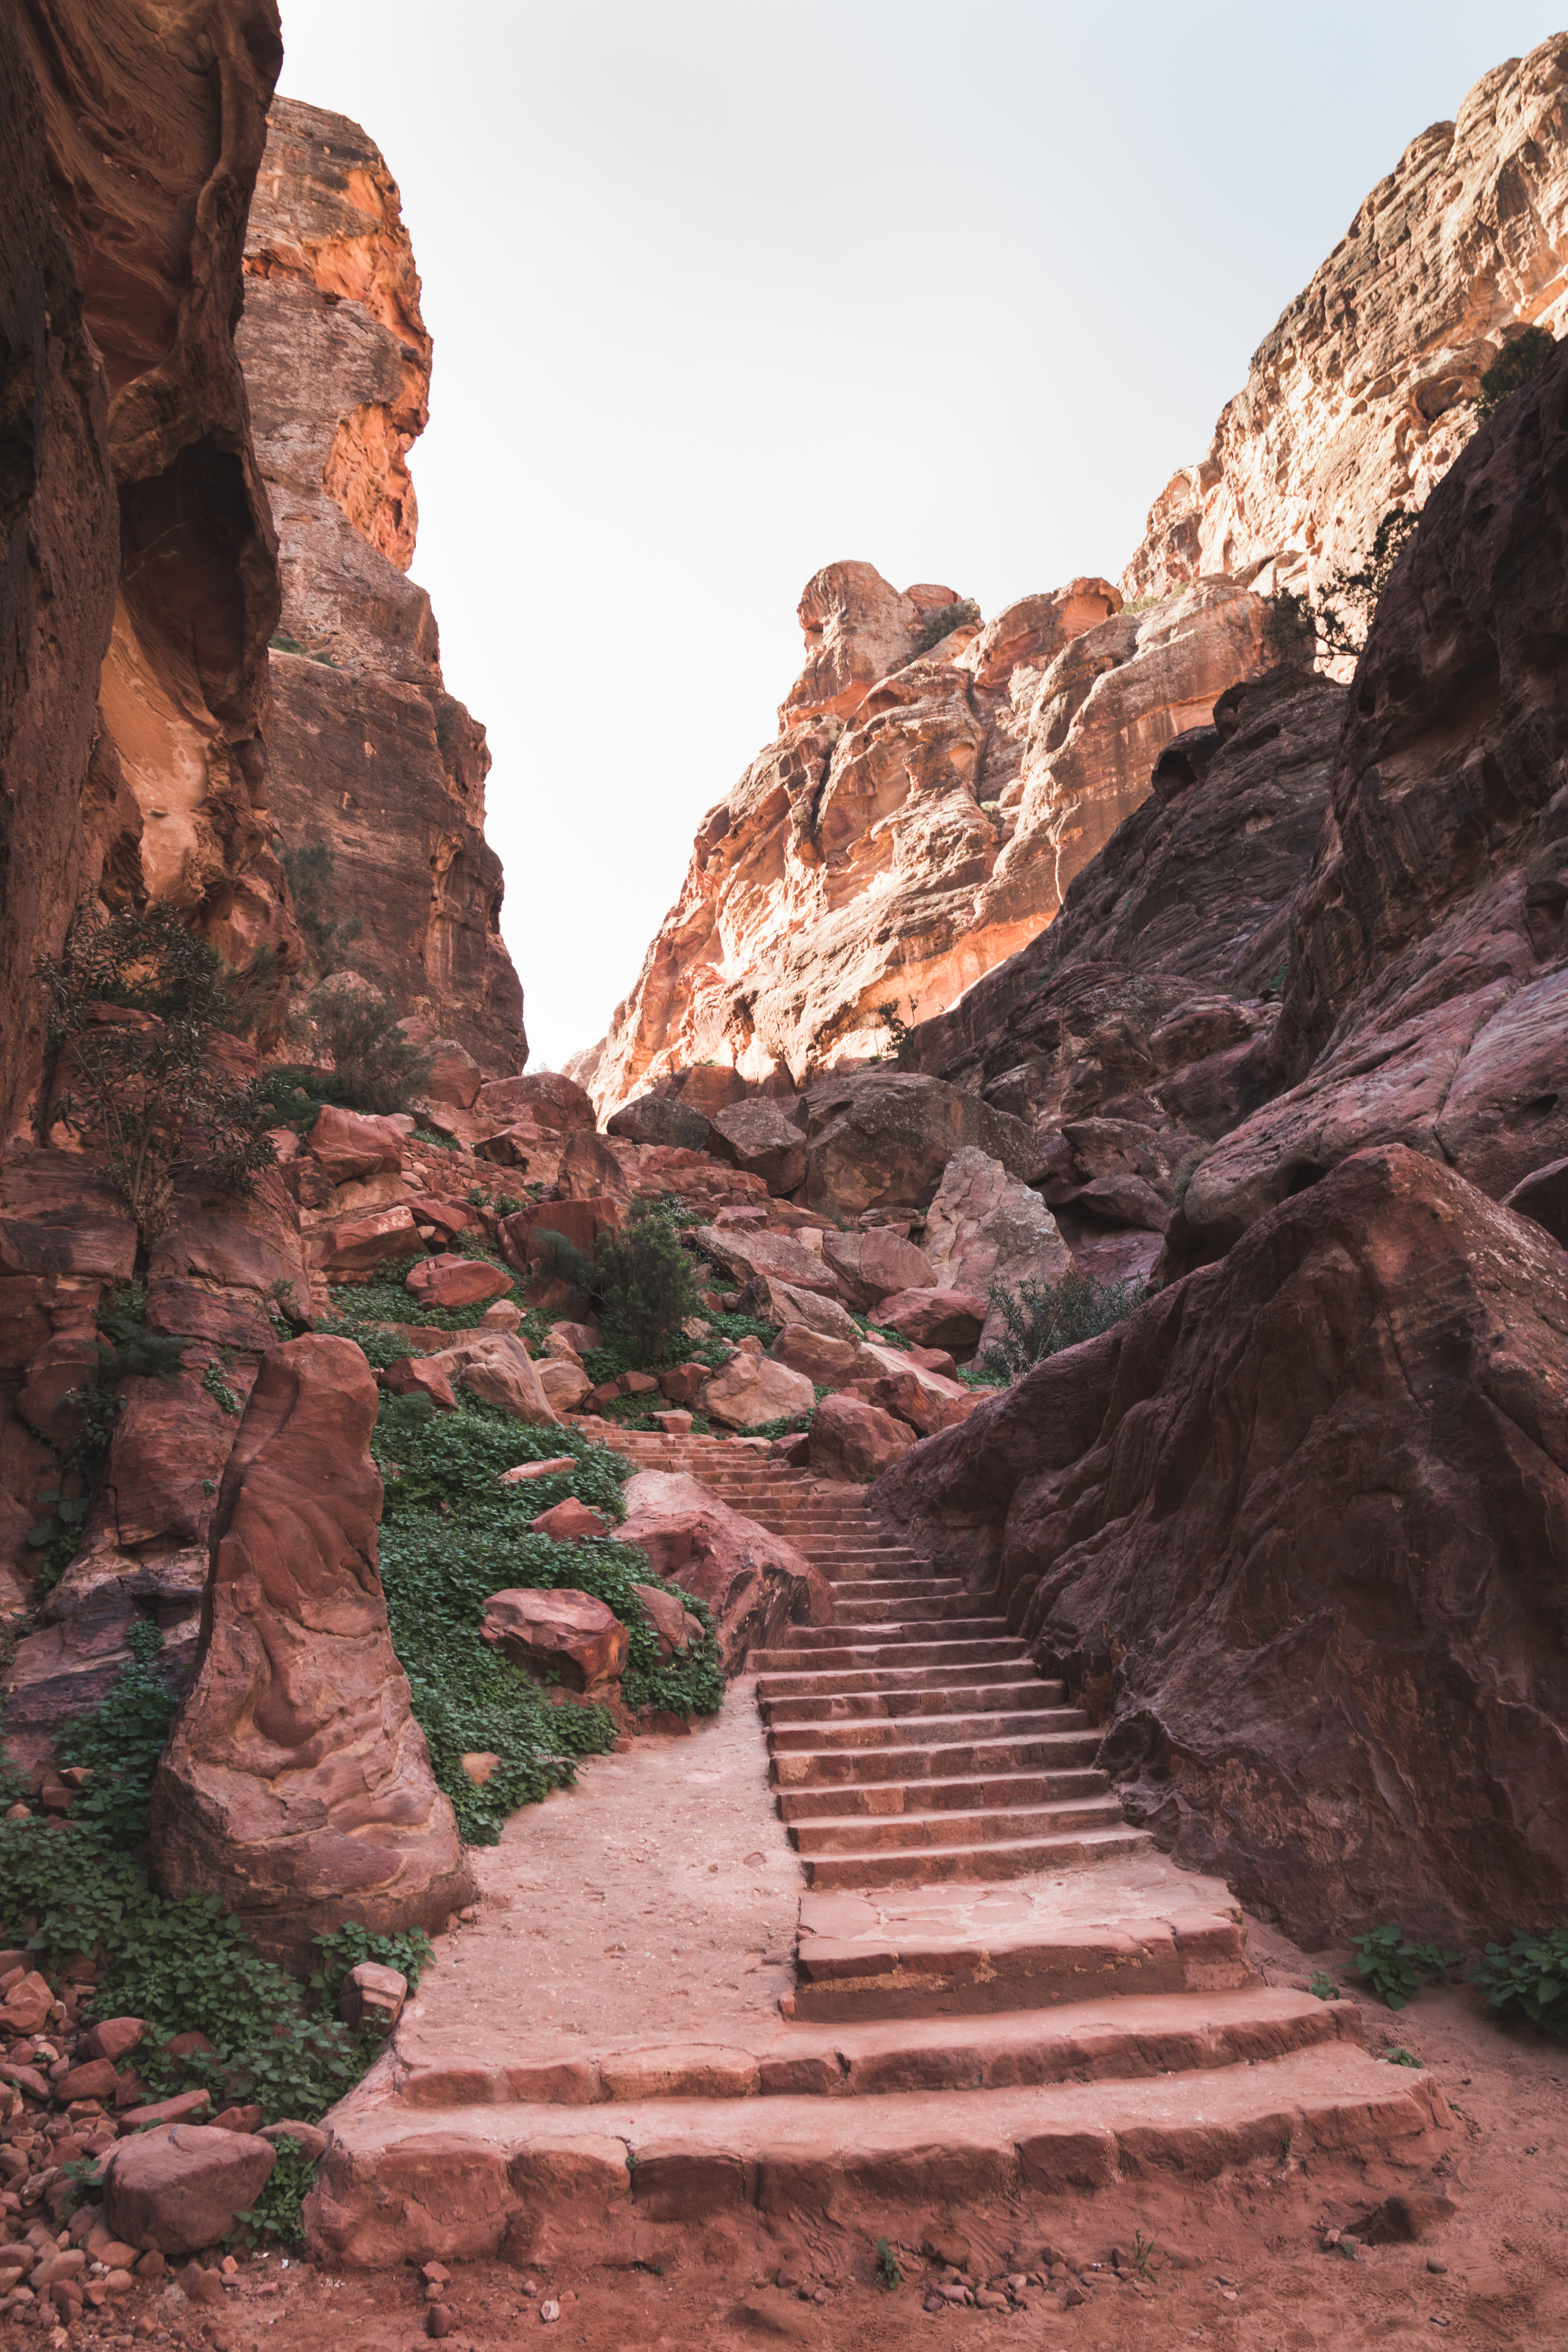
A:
799 1825 1154 1889
308 2051 1455 2266
386 1987 1363 2110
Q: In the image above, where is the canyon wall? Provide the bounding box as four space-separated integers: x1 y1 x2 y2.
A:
576 562 1296 1116
239 96 524 1073
2 0 294 1144
1124 34 1568 600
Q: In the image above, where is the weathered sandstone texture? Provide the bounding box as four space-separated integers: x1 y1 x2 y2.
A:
615 1469 830 1672
239 96 524 1071
1168 334 1568 1272
2 0 292 1138
574 563 1294 1114
150 1337 472 1965
1124 35 1568 601
875 1148 1568 1948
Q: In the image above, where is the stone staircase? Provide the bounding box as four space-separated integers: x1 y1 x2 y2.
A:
307 1431 1455 2269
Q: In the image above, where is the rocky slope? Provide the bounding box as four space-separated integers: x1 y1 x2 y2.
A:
239 96 524 1072
1124 34 1568 600
576 564 1296 1115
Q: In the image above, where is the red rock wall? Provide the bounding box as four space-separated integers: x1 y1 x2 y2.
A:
237 97 524 1074
1123 35 1568 602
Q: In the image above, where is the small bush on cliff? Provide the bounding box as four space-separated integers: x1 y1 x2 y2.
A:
1476 325 1555 420
306 975 432 1115
38 902 277 1243
980 1267 1144 1383
280 840 363 977
1310 508 1421 661
912 596 980 654
533 1196 705 1368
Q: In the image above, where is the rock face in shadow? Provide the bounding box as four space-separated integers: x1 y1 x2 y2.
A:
238 96 524 1072
1170 337 1568 1274
1 0 292 1136
150 1337 472 1965
875 1147 1568 1947
1124 35 1568 602
573 566 1292 1115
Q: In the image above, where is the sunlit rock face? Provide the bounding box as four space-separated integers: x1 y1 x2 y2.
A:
573 564 1289 1116
238 97 524 1074
1122 34 1568 603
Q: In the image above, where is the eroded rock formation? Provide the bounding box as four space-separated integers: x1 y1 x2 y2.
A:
2 0 292 1140
575 564 1294 1114
239 97 524 1072
150 1337 472 1964
876 1148 1568 1948
1124 35 1568 600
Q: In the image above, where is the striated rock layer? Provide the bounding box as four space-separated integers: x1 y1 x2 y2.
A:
1124 35 1568 600
576 562 1294 1115
239 96 524 1072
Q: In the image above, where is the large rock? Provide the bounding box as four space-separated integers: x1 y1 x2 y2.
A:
923 1148 1074 1347
694 1224 839 1300
605 1095 710 1151
1504 1158 1568 1252
481 1588 627 1695
404 1254 511 1310
768 1323 884 1388
701 1353 816 1431
104 2124 276 2259
307 1106 405 1185
1124 36 1568 602
240 99 524 1073
309 1203 423 1275
808 1394 914 1484
420 1332 558 1425
873 1289 988 1350
876 1147 1568 1947
149 1338 473 1965
616 1470 830 1671
535 1357 593 1413
706 1100 809 1195
476 1073 596 1133
819 1226 934 1306
802 1074 1041 1217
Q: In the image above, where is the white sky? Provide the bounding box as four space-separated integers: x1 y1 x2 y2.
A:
275 3 1567 1072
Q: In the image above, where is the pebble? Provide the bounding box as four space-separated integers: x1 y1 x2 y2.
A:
1427 2259 1448 2275
539 2301 560 2324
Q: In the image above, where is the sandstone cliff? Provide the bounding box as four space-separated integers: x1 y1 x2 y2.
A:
2 0 292 1143
577 561 1295 1115
1123 34 1568 600
239 96 524 1073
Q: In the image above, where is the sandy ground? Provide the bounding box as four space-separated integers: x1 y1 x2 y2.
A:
22 1686 1568 2351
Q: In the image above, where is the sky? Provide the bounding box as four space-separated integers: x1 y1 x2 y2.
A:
274 2 1568 1073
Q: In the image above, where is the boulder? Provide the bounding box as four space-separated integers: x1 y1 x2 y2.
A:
535 1357 593 1412
873 1288 988 1349
480 1298 524 1331
754 1280 863 1341
149 1338 473 1965
407 1197 471 1241
769 1323 883 1388
606 1095 712 1152
476 1073 597 1133
481 1588 628 1693
404 1254 511 1310
923 1149 1074 1349
305 1105 406 1185
548 1319 602 1356
420 1040 484 1109
616 1470 830 1671
103 2123 276 2259
703 1353 816 1431
381 1357 458 1411
528 1497 607 1540
801 1073 1041 1217
820 1227 935 1306
808 1394 914 1484
694 1224 839 1300
865 1369 954 1438
420 1332 559 1426
656 1360 711 1406
875 1146 1568 1947
632 1582 705 1659
309 1203 423 1274
707 1100 809 1195
337 1961 406 2035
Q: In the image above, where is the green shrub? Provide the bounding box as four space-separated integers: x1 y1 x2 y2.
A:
1311 508 1420 660
1469 1931 1568 2038
279 841 362 978
540 1196 706 1367
1350 1925 1458 2010
234 2133 317 2245
56 1623 178 1851
306 977 432 1116
1476 325 1555 420
912 597 980 654
980 1268 1144 1383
